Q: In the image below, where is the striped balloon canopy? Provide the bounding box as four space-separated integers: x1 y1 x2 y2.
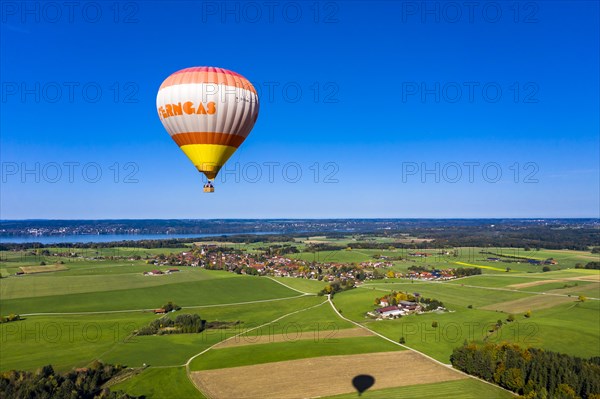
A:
157 67 259 183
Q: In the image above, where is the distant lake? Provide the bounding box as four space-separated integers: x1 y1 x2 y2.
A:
0 232 279 244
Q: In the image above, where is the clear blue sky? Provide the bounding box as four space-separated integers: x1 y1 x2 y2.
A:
1 1 598 218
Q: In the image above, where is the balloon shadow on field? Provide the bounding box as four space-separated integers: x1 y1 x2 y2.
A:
352 374 375 396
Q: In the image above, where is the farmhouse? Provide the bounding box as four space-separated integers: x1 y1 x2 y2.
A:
144 270 164 276
376 306 403 318
154 308 167 314
399 301 420 311
166 268 180 273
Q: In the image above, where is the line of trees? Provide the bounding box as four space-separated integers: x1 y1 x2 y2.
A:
137 314 205 336
450 342 600 398
406 265 482 277
453 267 483 277
577 262 600 270
0 362 138 399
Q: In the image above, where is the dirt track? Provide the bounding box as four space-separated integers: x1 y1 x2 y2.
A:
507 279 560 289
191 351 466 399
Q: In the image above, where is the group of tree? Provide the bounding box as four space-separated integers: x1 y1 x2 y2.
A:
450 342 600 398
257 244 300 255
137 314 205 336
0 361 139 399
576 262 600 270
304 243 346 252
162 302 181 313
317 278 355 296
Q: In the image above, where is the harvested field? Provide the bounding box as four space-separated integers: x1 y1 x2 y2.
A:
480 294 575 313
19 264 68 274
508 280 560 289
214 327 372 349
191 351 466 399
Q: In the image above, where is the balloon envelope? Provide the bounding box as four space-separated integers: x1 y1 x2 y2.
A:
157 66 259 180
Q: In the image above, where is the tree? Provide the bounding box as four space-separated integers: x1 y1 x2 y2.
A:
399 336 406 344
578 295 587 302
431 321 438 328
555 384 577 399
507 314 515 322
542 266 551 272
524 310 532 318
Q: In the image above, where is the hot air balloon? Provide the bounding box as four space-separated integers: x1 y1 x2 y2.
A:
157 67 259 192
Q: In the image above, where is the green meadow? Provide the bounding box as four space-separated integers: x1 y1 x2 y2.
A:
188 336 402 371
323 378 513 399
112 367 205 399
0 243 597 398
1 275 300 314
333 270 599 363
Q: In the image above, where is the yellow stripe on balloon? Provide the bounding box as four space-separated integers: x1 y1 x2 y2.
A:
180 144 238 180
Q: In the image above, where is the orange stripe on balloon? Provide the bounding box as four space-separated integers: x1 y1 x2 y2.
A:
159 69 256 94
171 132 246 148
170 67 243 77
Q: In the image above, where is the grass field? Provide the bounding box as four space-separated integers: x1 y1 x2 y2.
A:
189 336 402 371
0 295 329 372
271 276 327 294
1 243 597 398
334 271 599 362
323 378 514 399
112 367 205 399
1 275 301 314
1 268 232 300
